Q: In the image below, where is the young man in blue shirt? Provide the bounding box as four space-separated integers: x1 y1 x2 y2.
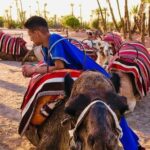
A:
22 16 109 78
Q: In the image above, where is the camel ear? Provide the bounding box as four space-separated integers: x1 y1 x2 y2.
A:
106 92 129 115
64 73 74 97
116 95 129 115
110 73 120 93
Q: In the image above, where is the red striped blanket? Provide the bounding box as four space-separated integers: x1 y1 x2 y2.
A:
71 40 97 60
0 32 26 55
19 69 81 136
108 42 150 97
103 32 122 53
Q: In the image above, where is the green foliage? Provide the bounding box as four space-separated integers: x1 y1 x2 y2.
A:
4 20 22 29
91 19 99 29
82 22 90 29
48 19 54 28
130 5 139 16
142 0 150 3
0 16 4 27
61 15 80 29
107 22 115 31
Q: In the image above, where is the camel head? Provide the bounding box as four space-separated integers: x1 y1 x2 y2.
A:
64 71 128 150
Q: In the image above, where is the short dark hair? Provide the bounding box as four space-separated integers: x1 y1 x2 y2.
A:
24 16 48 31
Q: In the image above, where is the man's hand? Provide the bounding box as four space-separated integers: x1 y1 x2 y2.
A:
22 64 36 77
22 60 65 77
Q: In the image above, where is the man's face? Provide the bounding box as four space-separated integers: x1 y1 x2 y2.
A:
28 29 43 46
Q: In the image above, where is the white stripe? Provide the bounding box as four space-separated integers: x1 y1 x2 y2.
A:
5 37 11 53
22 77 78 116
12 39 16 55
0 34 6 51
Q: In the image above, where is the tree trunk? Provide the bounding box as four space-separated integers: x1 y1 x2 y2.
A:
96 0 107 32
125 0 132 40
116 0 125 37
132 16 138 33
137 1 146 33
148 6 150 37
107 0 120 32
141 13 145 45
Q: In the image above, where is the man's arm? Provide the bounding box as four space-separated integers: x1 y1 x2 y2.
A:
34 59 65 74
22 60 65 77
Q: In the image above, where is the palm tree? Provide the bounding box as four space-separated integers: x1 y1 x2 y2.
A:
106 0 120 32
93 9 100 29
96 0 107 32
14 0 25 27
19 0 25 24
116 0 125 37
137 0 150 33
9 5 12 21
36 0 41 16
130 5 139 33
102 8 107 24
43 3 49 20
149 6 150 36
141 13 146 44
70 3 74 16
29 5 31 17
124 0 132 39
79 4 82 25
5 9 9 22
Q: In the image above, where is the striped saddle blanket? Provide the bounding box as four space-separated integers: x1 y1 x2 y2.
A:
19 69 81 136
103 32 122 52
108 42 150 97
0 32 26 55
71 40 97 60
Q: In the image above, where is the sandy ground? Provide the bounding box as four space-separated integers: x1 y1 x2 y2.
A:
0 29 150 150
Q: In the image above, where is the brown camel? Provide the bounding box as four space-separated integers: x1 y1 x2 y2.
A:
23 71 128 150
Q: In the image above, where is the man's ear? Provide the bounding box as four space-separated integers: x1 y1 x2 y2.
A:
64 73 74 97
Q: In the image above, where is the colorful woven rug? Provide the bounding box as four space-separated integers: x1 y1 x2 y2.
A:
19 69 81 136
108 42 150 97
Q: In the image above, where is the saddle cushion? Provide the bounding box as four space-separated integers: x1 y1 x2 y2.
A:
108 42 150 97
0 32 26 55
18 69 81 136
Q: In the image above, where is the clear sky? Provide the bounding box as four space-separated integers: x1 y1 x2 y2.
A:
0 0 141 22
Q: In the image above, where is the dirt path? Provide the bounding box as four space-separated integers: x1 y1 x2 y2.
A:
0 60 150 149
0 60 35 150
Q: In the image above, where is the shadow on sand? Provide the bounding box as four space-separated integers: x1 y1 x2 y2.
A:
0 80 26 94
0 103 20 122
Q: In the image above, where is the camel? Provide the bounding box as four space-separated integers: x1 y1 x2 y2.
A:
0 31 37 63
20 70 128 150
65 71 128 150
96 33 150 111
